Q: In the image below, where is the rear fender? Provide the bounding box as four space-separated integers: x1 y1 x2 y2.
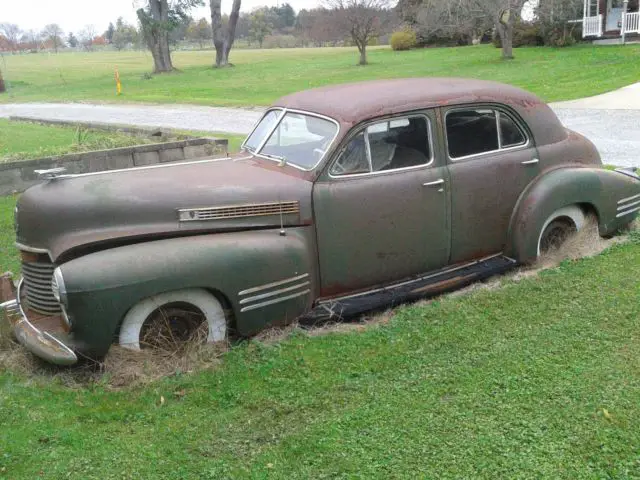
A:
59 227 317 357
506 167 640 263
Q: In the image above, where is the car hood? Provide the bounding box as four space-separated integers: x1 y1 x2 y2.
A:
16 157 313 262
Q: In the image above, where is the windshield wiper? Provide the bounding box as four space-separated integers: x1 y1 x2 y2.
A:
261 152 287 166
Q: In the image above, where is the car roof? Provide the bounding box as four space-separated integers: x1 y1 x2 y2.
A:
272 77 567 147
273 77 544 125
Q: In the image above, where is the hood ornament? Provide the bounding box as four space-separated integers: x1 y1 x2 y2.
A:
34 168 69 180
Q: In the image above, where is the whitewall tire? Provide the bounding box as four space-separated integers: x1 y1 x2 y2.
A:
119 288 226 351
537 205 586 257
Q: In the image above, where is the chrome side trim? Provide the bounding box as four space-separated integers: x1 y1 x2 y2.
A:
240 289 311 313
618 193 640 205
238 273 310 296
617 199 640 211
318 254 508 304
239 281 311 305
48 156 230 180
616 206 640 218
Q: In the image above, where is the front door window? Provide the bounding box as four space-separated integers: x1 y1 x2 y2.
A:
313 111 449 296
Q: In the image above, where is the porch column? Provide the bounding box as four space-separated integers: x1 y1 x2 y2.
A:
622 0 629 43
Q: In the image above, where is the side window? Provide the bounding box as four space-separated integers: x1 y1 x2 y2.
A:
446 108 528 160
499 112 526 148
331 116 431 176
446 109 499 159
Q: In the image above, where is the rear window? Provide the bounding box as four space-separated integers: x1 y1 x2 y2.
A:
446 108 528 159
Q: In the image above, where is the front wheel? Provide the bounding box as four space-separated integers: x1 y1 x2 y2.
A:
119 288 227 352
537 206 586 257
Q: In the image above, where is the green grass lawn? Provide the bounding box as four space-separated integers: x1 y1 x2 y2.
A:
0 196 18 273
0 119 163 162
0 120 245 163
2 44 640 106
1 185 640 476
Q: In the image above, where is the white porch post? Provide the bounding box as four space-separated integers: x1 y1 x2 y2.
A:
597 0 603 36
622 0 629 43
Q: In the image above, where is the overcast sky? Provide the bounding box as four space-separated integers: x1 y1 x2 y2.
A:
4 0 321 35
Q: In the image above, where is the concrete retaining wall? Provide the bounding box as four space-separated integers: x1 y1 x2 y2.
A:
0 137 228 196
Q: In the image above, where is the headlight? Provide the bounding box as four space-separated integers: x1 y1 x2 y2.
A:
52 267 67 307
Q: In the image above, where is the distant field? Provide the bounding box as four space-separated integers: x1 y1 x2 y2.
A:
1 44 639 106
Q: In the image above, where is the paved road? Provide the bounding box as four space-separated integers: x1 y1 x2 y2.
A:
1 98 638 168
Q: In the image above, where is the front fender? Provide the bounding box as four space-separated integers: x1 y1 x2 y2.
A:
506 167 640 263
59 227 318 358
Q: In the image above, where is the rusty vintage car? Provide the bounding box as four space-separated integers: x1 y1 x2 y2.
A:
2 78 639 365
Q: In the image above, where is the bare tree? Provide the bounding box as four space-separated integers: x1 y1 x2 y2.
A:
399 0 492 45
324 0 391 65
23 30 40 51
138 1 174 72
210 0 242 67
0 23 21 52
42 24 64 53
138 0 202 73
79 25 97 51
535 0 583 46
465 0 527 59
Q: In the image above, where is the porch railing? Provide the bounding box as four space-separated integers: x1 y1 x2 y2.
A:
623 12 640 34
583 15 603 37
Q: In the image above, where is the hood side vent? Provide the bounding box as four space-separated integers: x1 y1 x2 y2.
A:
178 201 300 222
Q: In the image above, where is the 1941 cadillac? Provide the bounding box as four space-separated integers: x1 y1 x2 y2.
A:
2 78 639 366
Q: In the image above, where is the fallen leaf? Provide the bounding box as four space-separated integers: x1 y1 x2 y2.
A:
603 408 612 420
160 395 165 406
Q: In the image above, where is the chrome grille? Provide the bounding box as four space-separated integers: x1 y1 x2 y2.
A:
178 201 300 222
21 260 61 315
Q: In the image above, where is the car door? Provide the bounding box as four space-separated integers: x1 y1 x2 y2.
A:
313 111 450 298
442 105 541 264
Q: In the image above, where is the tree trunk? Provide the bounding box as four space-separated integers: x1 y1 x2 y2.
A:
0 69 6 94
138 0 174 73
210 0 241 67
356 40 367 65
497 8 515 60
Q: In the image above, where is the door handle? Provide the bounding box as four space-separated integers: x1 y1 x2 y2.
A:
423 179 445 187
521 158 539 165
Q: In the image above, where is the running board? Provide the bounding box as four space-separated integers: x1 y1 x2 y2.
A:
302 255 517 323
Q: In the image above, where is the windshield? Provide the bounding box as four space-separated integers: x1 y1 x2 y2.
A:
243 110 338 170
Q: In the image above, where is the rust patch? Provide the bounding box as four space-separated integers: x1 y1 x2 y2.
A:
0 274 15 303
410 273 477 295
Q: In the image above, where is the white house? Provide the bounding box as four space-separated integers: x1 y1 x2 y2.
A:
582 0 639 38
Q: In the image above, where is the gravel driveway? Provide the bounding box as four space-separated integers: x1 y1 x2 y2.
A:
1 98 638 168
0 103 263 135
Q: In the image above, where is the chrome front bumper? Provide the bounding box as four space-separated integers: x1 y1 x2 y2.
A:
0 279 77 366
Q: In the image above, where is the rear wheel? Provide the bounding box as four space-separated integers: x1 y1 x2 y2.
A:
119 289 227 352
537 206 585 257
